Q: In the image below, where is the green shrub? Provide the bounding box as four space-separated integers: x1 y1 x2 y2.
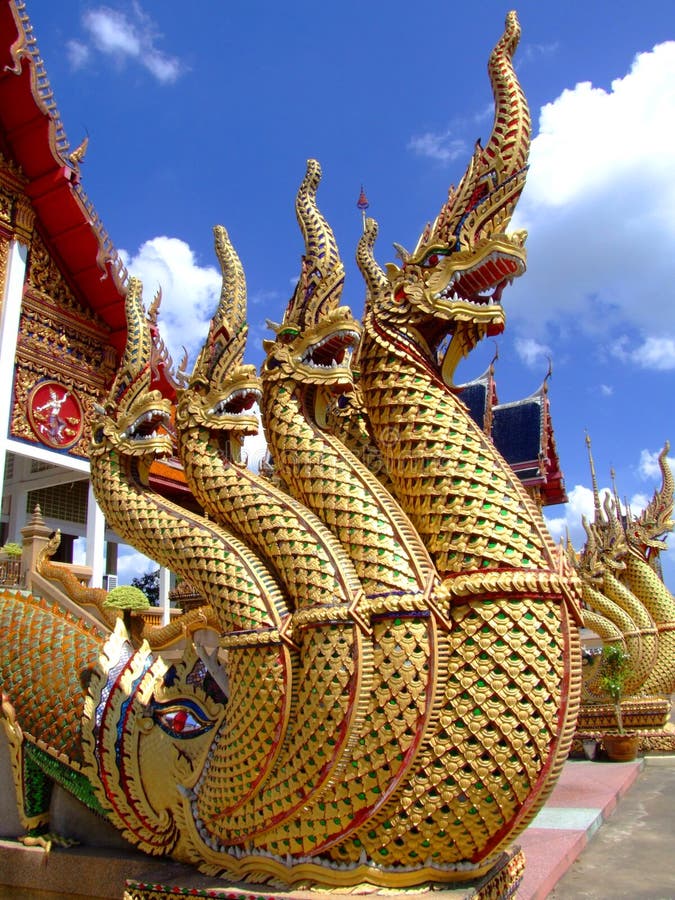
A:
599 645 631 734
103 584 150 611
0 542 22 558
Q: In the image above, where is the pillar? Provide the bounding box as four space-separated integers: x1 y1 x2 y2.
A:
0 238 28 505
85 482 105 588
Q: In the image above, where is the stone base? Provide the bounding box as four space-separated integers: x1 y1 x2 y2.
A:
0 839 154 899
123 847 525 900
572 723 675 757
576 697 671 733
0 839 524 900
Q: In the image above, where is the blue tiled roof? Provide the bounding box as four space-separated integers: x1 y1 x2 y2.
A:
492 400 542 465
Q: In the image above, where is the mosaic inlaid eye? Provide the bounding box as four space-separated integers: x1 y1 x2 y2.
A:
151 700 213 739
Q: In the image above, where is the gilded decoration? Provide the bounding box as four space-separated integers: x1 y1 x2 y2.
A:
10 231 116 457
26 380 84 449
0 237 9 315
0 153 32 243
572 440 675 750
1 14 584 895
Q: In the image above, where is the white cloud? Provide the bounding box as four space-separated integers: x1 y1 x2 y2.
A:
599 384 613 396
243 408 268 473
121 236 222 370
514 336 551 368
84 8 141 56
545 483 651 551
408 131 467 163
77 6 183 84
518 42 559 67
66 40 90 69
122 236 271 471
638 447 674 480
545 483 604 546
631 337 675 370
408 99 500 164
509 41 675 363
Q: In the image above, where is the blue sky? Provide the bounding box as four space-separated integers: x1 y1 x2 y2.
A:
24 1 675 586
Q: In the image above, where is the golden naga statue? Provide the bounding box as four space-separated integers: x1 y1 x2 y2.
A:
572 440 675 719
0 12 584 890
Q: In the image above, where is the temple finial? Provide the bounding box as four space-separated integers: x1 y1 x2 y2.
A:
585 432 602 520
356 184 369 232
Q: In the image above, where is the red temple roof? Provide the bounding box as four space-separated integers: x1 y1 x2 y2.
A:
0 0 129 352
0 0 187 492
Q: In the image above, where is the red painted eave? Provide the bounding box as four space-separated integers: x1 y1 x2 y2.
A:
0 1 127 353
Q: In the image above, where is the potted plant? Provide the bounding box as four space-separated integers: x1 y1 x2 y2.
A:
599 645 640 761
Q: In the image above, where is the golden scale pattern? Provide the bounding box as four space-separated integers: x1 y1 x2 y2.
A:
570 441 675 753
0 591 104 767
177 423 359 614
357 364 549 576
623 555 675 696
572 439 675 710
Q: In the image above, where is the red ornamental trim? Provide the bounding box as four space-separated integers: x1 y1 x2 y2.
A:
26 380 84 450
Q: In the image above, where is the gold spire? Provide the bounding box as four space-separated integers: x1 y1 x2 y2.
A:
585 432 602 520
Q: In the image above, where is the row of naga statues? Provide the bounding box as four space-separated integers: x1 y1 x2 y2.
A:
1 10 673 893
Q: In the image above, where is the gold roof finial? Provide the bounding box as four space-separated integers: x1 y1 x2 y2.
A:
585 432 602 521
68 133 89 168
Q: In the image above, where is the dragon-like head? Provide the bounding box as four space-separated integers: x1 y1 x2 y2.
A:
176 226 261 466
262 160 360 406
358 11 530 385
624 442 674 563
82 624 228 857
90 277 173 470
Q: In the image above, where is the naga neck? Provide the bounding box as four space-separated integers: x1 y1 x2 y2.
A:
261 375 436 598
89 442 288 635
358 315 558 577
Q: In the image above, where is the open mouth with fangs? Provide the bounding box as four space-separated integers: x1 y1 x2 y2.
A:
208 386 261 424
121 409 171 443
413 251 525 386
300 329 359 386
208 387 261 464
432 250 523 307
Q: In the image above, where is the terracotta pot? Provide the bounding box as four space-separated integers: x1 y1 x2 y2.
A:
603 733 640 762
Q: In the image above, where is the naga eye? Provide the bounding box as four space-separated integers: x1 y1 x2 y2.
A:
421 248 449 268
152 700 213 739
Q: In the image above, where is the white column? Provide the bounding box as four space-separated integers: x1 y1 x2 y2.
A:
0 240 28 504
7 486 28 541
85 482 106 588
159 566 171 625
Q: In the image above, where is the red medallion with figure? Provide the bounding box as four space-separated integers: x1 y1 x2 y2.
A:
26 380 84 450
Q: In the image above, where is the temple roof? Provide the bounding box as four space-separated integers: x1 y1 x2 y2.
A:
0 0 131 353
0 0 187 492
457 365 567 506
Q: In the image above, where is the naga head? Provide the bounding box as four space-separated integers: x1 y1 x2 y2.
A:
262 159 360 405
358 11 530 385
176 226 261 465
623 442 674 565
83 624 228 857
90 277 173 471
